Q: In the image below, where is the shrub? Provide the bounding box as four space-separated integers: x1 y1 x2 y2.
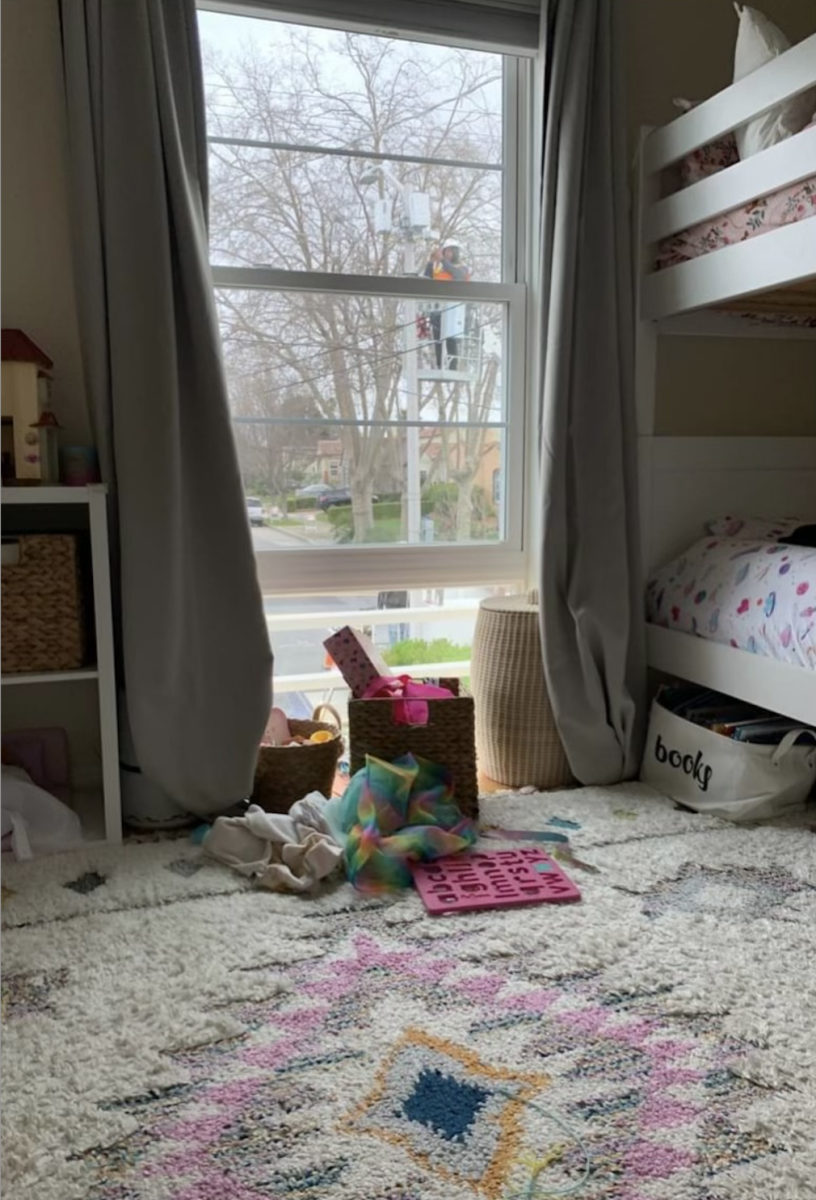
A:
382 638 471 667
287 495 322 512
327 501 405 544
421 482 458 508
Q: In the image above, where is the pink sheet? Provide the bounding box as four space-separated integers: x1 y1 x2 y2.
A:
656 174 816 271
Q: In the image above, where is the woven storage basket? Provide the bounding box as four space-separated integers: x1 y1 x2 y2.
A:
1 534 87 674
252 704 343 813
348 694 478 818
470 591 572 789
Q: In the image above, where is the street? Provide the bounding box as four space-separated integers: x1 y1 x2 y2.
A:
264 592 378 679
250 522 325 551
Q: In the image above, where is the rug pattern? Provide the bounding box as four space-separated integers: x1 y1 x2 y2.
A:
56 928 786 1200
2 784 815 1200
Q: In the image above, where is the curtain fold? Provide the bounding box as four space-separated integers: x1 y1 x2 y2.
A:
60 0 272 814
536 0 645 784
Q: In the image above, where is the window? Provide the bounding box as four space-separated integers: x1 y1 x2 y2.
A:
199 7 530 701
266 585 520 726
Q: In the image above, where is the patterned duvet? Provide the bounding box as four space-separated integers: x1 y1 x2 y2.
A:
656 177 816 271
646 537 816 670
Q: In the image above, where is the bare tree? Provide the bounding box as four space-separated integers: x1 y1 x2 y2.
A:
203 26 504 542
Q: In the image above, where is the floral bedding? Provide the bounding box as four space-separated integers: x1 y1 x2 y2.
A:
646 536 816 670
656 173 816 270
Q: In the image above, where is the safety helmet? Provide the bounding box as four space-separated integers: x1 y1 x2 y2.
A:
441 238 460 251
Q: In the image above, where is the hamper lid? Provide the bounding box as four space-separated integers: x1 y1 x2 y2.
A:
479 589 539 614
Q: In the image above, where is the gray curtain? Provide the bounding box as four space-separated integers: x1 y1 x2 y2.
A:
60 0 272 813
536 0 645 784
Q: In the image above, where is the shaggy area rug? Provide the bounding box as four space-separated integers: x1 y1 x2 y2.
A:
2 783 815 1200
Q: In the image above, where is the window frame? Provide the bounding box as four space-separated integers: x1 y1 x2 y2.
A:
202 8 534 596
197 0 541 56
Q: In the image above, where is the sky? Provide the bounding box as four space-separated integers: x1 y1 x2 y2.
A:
197 9 504 156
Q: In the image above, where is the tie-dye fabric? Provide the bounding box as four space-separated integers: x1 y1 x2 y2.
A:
337 753 477 894
646 536 816 669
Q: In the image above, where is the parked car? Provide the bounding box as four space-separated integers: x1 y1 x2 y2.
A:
318 487 378 511
245 497 265 526
295 483 331 499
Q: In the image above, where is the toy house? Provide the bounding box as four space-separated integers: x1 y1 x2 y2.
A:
1 328 55 482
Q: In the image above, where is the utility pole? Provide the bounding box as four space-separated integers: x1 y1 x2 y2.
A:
359 164 427 546
400 198 422 546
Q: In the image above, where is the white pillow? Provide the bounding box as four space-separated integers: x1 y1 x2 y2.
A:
733 4 816 159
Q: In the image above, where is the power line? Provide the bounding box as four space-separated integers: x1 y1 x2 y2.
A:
231 417 505 428
221 306 502 400
219 300 497 380
207 135 502 174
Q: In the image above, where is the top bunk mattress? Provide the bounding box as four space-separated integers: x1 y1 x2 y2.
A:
646 536 816 671
656 173 816 272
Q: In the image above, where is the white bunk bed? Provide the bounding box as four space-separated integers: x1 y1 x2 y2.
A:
635 32 816 726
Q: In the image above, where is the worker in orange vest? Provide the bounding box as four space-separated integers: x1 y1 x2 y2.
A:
423 239 472 369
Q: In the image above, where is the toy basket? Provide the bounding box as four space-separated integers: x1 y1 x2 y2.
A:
1 534 88 674
348 694 478 818
470 591 572 789
252 704 343 813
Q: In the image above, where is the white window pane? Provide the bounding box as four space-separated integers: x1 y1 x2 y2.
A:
242 427 506 548
218 289 509 547
200 13 505 281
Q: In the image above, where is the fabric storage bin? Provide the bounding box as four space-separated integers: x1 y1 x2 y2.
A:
252 705 343 813
348 694 478 818
470 591 572 789
1 534 87 674
640 699 816 821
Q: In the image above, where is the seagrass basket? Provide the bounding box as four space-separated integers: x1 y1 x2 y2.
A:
470 591 573 790
252 704 343 813
348 694 478 818
1 534 87 674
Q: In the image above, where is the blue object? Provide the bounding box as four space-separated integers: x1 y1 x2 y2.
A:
546 817 581 831
189 823 211 845
482 828 570 845
402 1069 489 1143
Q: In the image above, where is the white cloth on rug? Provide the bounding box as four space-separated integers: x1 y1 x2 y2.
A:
202 793 343 892
1 765 84 859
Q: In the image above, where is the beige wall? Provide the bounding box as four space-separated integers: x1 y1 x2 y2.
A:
623 0 816 436
623 0 816 141
1 0 90 443
656 336 816 435
1 1 98 782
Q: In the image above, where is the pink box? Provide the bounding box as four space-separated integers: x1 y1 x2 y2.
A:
1 727 71 804
323 626 391 699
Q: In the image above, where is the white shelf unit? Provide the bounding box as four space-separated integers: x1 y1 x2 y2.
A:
1 668 100 686
1 485 122 843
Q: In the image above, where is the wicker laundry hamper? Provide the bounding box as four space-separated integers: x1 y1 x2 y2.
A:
470 591 572 790
252 704 343 813
1 534 87 674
